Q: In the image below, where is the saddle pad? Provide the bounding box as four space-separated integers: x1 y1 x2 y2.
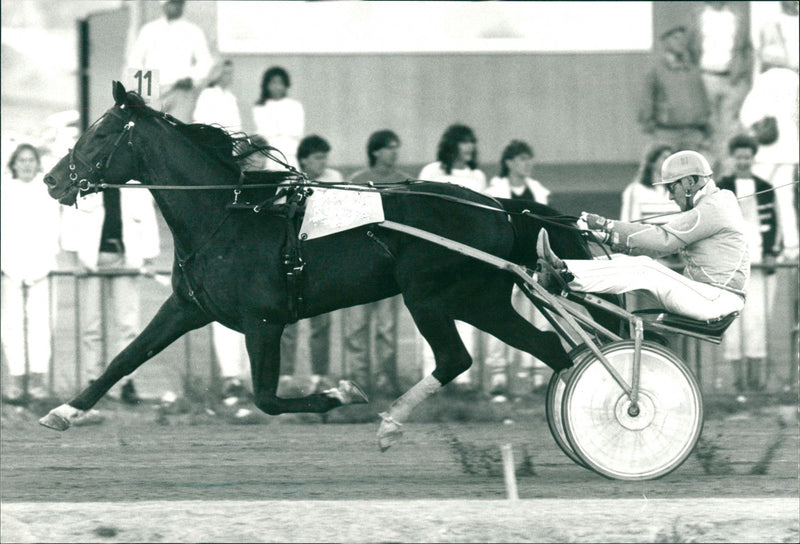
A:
299 186 385 240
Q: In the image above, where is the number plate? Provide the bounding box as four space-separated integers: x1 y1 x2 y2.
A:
125 68 161 105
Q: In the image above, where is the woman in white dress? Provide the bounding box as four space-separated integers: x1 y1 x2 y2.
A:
483 140 551 398
418 124 486 193
252 66 305 170
1 144 62 401
620 143 679 224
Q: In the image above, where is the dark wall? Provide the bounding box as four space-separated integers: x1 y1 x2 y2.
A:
229 51 650 168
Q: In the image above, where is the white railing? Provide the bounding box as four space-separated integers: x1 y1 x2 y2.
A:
2 262 797 401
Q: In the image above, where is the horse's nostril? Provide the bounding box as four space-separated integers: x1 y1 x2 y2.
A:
43 175 57 188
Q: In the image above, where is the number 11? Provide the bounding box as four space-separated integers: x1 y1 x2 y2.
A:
134 70 153 96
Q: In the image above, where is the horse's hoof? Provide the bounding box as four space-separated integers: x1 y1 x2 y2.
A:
38 404 83 431
38 412 70 431
377 412 404 452
324 380 369 405
341 380 369 404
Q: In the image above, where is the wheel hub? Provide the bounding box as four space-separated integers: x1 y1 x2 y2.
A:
614 391 655 430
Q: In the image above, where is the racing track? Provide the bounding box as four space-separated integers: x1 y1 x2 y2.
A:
1 404 798 542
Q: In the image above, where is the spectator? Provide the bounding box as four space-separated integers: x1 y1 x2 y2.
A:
61 179 160 404
280 135 342 392
639 25 711 155
484 140 551 399
620 143 680 224
755 0 798 75
738 66 799 263
253 66 305 170
687 1 753 171
127 0 213 123
1 144 62 402
419 124 486 192
344 130 411 396
418 124 486 388
717 134 780 392
192 59 242 133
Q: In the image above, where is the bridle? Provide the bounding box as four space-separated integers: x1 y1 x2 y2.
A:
68 106 136 193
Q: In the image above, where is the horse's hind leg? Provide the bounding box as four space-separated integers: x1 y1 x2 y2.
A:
243 317 367 415
377 304 470 451
39 294 211 431
460 292 573 372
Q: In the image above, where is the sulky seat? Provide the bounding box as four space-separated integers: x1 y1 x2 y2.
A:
633 310 739 343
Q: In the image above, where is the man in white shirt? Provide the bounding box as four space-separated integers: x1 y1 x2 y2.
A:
193 59 242 133
756 0 799 74
127 0 212 122
687 1 753 172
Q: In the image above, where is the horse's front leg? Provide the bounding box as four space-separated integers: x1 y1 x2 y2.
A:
39 294 211 430
244 317 367 415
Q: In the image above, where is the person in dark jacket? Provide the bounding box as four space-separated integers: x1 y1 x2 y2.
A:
716 134 778 392
639 25 712 156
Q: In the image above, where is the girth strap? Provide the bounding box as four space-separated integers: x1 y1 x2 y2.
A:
282 187 311 323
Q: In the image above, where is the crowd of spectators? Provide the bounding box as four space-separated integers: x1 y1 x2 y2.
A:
2 0 798 407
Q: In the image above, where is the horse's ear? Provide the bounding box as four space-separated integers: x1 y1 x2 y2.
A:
112 81 127 105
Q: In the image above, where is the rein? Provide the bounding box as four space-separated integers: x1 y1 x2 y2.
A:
629 180 800 224
75 103 795 259
80 176 580 227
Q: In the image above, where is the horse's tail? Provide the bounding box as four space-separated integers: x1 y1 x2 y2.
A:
499 199 591 267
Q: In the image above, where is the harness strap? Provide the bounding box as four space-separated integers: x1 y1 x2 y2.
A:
282 187 312 323
226 187 290 212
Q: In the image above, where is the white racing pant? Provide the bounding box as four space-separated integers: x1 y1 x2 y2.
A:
564 255 745 321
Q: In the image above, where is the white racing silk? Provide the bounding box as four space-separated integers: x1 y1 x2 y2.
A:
606 181 750 296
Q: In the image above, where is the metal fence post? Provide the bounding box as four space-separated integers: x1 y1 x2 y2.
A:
100 276 108 373
184 330 192 396
48 275 56 397
74 274 82 395
208 324 219 395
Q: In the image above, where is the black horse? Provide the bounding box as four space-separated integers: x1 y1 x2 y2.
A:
40 82 610 447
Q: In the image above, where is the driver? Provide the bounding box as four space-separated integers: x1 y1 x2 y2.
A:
537 150 750 322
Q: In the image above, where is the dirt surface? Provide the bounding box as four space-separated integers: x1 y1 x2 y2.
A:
3 498 798 543
1 402 798 542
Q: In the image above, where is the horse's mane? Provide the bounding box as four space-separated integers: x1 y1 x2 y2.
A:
131 97 282 179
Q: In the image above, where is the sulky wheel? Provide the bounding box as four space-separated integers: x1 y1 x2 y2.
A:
545 345 591 469
561 340 703 480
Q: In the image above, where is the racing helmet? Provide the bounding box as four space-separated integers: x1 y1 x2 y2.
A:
657 150 713 184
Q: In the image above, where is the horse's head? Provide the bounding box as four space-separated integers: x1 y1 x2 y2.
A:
44 82 143 206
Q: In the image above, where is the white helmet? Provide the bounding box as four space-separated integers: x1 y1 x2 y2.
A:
657 150 713 184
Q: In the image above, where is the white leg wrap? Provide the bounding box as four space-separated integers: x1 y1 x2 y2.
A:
388 375 442 422
38 403 85 431
52 403 84 421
